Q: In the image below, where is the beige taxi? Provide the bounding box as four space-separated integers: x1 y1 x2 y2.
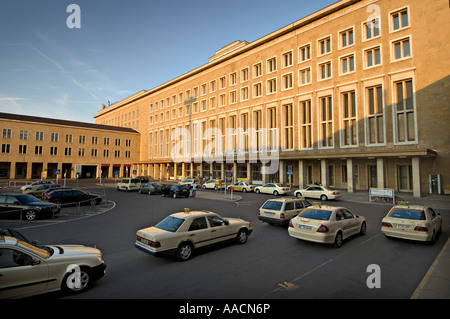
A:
0 229 106 298
288 203 366 248
231 180 255 193
381 202 442 243
135 209 252 261
258 197 311 226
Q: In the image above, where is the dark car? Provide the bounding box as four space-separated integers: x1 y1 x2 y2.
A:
139 182 163 195
161 184 190 198
137 176 150 183
43 189 102 206
41 187 73 200
0 194 60 221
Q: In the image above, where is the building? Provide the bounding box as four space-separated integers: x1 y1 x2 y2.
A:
92 0 447 197
0 112 140 180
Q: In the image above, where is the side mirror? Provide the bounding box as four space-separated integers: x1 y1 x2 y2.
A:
31 258 41 266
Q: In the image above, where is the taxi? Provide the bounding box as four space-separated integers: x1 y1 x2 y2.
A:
288 203 366 248
0 229 106 299
135 209 252 261
231 180 254 193
202 179 224 190
258 197 311 225
255 183 290 195
294 185 341 201
381 202 442 243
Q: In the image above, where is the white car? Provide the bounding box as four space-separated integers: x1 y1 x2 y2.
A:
255 183 290 195
231 181 254 193
294 185 341 201
0 229 106 299
178 179 197 187
202 179 224 190
381 203 442 243
135 209 252 261
20 180 54 192
288 204 366 248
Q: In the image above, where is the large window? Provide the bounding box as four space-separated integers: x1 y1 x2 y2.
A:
366 85 385 145
300 100 312 149
283 104 294 150
319 96 333 148
341 91 357 146
394 79 416 143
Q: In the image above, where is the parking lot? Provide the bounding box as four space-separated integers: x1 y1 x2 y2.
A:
1 179 449 302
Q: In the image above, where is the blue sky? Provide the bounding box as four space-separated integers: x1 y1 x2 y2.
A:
0 0 335 123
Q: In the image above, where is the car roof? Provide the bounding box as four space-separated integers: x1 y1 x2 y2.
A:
264 197 303 202
171 210 215 219
391 204 428 210
304 204 342 211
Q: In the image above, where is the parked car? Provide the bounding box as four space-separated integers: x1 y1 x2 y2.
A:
161 184 190 198
255 183 290 195
178 178 197 187
137 176 149 183
139 182 163 195
0 229 106 298
294 185 341 201
23 184 61 198
288 204 366 248
43 189 102 206
19 180 54 192
258 197 311 225
135 209 253 261
231 181 255 193
0 194 60 221
117 178 141 191
41 187 72 200
381 203 442 244
202 179 224 190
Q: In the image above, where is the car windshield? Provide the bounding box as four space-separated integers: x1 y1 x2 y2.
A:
389 209 425 220
15 195 40 203
300 209 332 221
155 216 185 232
262 201 283 211
16 240 51 259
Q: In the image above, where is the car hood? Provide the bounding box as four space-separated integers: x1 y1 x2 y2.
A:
226 217 251 227
47 244 103 259
28 201 57 207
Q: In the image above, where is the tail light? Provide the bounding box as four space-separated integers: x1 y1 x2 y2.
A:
317 224 329 233
382 222 393 228
289 220 293 228
414 226 428 232
280 213 285 219
331 192 336 195
137 236 161 248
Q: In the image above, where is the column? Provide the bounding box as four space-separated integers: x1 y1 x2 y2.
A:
298 159 305 189
412 157 421 197
347 159 354 193
232 162 237 184
246 162 251 182
320 159 328 186
279 160 285 185
376 158 385 188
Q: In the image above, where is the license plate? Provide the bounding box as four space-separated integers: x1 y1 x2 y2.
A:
140 238 149 245
265 212 275 217
298 224 312 230
395 224 410 229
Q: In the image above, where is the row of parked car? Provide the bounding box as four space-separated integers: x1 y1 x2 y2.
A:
0 180 102 221
116 177 342 202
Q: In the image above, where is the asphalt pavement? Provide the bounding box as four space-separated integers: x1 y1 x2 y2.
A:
196 188 450 299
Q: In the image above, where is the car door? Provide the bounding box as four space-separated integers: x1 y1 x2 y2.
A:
0 195 7 215
187 217 212 248
0 246 49 298
207 215 234 244
426 207 441 233
335 209 352 238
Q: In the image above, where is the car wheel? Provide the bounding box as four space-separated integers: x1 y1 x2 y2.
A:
23 210 37 221
177 242 193 261
273 190 279 196
148 190 152 195
334 231 343 248
360 222 367 235
242 188 247 193
62 266 92 294
320 194 328 201
173 193 177 199
296 192 302 198
236 229 249 244
90 199 96 206
255 189 260 194
429 231 437 245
